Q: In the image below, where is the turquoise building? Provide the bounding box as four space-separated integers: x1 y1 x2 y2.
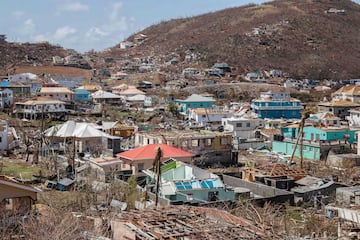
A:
74 89 91 102
175 94 216 115
272 125 356 161
251 91 303 119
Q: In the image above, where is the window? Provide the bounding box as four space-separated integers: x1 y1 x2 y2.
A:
192 139 199 147
187 193 193 201
205 138 212 146
202 115 206 118
236 123 242 128
138 163 144 172
246 122 250 127
220 138 228 145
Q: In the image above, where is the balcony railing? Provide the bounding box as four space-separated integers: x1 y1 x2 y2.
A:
280 137 348 146
252 105 303 110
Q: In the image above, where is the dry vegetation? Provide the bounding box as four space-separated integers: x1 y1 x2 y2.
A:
105 0 360 80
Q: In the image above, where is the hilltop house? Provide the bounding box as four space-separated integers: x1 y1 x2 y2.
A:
74 89 91 102
182 68 200 76
116 144 194 175
120 41 134 49
175 94 216 116
92 90 123 105
143 160 235 204
212 63 231 72
117 85 146 99
245 71 264 81
205 68 224 77
332 85 360 103
272 124 356 161
38 87 73 102
77 84 102 93
318 100 360 120
0 89 13 109
188 107 233 128
306 112 341 127
347 108 360 128
251 91 303 119
0 82 30 99
14 98 67 120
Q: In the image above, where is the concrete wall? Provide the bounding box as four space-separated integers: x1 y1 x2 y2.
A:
272 140 321 160
222 174 294 205
147 191 170 206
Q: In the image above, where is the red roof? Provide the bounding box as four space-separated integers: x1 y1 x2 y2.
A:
117 144 194 161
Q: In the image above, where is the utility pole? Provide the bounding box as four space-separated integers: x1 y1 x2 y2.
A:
290 109 310 169
153 147 163 207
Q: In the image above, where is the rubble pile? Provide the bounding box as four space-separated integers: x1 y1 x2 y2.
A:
115 206 283 239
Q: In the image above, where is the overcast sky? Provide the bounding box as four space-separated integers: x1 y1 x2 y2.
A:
1 0 359 53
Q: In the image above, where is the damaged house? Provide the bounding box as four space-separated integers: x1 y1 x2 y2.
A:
116 143 194 176
143 160 236 204
135 130 233 167
0 120 19 151
0 175 41 215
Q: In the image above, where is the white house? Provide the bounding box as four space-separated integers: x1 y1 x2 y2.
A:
188 108 233 128
222 113 264 139
14 98 67 120
92 90 124 104
120 41 134 49
182 68 201 76
307 112 341 127
332 85 360 103
0 89 13 108
347 108 360 128
0 120 19 151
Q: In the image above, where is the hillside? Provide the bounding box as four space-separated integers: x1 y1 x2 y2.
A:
107 0 360 80
0 40 68 75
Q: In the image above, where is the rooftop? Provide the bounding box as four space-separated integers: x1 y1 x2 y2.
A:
40 87 73 93
115 206 271 239
319 100 360 107
178 94 216 103
333 85 360 96
117 143 194 161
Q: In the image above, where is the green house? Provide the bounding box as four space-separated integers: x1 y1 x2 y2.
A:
272 125 356 161
175 94 216 115
143 160 235 204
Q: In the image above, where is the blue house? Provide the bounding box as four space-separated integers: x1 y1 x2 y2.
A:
251 91 303 119
272 125 356 161
175 94 216 115
74 89 91 102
